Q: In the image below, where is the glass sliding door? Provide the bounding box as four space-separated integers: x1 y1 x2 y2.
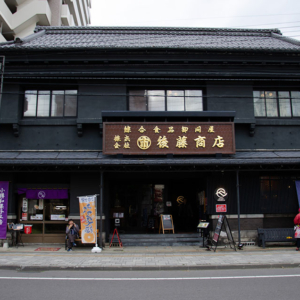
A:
18 194 69 243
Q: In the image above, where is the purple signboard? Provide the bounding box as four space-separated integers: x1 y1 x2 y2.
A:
17 189 68 199
0 181 9 239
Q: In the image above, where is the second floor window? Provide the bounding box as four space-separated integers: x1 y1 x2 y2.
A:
23 90 78 117
129 90 203 111
253 91 300 118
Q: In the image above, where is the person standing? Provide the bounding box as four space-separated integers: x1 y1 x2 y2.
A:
294 209 300 251
66 219 79 252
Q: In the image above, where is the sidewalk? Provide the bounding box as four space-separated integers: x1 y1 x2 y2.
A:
0 244 300 271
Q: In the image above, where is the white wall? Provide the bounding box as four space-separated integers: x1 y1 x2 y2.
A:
0 0 92 41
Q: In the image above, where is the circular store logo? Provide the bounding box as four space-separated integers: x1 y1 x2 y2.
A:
38 191 46 199
137 136 151 150
214 188 228 202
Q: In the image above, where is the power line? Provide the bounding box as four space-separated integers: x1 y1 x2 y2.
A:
281 29 300 33
275 25 300 29
126 13 300 25
238 21 300 28
216 24 300 30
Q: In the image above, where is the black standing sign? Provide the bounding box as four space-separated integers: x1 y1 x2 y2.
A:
159 215 175 234
212 215 236 252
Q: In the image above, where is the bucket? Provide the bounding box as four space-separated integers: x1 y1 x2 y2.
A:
24 225 32 234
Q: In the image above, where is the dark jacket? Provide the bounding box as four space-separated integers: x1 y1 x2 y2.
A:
66 223 79 235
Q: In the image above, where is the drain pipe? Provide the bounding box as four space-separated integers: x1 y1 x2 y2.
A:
100 171 104 249
0 56 5 114
236 170 241 245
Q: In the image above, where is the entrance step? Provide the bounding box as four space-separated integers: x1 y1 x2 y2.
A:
109 233 203 246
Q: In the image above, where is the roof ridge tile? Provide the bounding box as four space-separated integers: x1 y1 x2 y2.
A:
35 25 282 35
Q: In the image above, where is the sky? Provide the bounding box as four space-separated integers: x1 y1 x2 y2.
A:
90 0 300 40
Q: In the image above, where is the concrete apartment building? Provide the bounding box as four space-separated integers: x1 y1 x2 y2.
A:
0 0 92 42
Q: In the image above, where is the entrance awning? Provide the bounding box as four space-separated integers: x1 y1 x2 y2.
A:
0 151 299 171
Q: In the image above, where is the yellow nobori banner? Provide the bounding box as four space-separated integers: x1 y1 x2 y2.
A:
79 195 96 244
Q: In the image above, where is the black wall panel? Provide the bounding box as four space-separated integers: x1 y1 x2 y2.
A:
0 84 21 123
236 125 300 150
206 82 254 123
78 84 127 120
70 173 100 215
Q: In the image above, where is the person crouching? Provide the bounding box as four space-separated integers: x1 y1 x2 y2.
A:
66 219 79 252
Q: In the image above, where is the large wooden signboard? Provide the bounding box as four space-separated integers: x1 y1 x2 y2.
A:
212 215 236 252
103 122 235 155
159 215 174 234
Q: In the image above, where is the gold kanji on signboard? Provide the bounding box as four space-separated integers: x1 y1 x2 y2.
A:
105 122 234 155
212 136 225 148
124 126 131 133
123 142 130 149
114 143 121 149
176 136 188 148
195 126 201 133
157 136 169 148
153 126 161 133
167 126 174 133
182 126 188 133
114 135 121 142
194 136 206 148
208 126 215 133
138 126 146 133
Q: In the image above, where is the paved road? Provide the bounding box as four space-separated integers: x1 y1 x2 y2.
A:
1 268 299 300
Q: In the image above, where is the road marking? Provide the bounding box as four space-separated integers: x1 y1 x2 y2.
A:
0 274 300 281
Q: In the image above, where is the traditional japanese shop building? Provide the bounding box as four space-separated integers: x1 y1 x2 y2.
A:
0 26 300 244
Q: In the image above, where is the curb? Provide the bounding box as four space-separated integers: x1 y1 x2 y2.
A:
1 263 300 272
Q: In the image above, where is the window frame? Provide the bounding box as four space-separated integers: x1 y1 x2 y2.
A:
253 90 300 118
23 89 78 118
128 89 204 112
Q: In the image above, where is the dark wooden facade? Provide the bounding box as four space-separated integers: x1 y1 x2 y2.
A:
0 27 300 243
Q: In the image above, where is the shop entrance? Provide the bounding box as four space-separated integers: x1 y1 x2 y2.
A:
169 181 206 233
17 193 69 243
110 178 207 234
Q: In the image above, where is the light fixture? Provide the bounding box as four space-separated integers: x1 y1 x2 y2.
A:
269 92 273 97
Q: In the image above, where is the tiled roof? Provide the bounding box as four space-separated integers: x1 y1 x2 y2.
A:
0 26 300 52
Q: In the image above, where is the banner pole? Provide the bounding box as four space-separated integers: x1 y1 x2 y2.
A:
236 170 241 245
91 192 102 253
95 194 98 248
